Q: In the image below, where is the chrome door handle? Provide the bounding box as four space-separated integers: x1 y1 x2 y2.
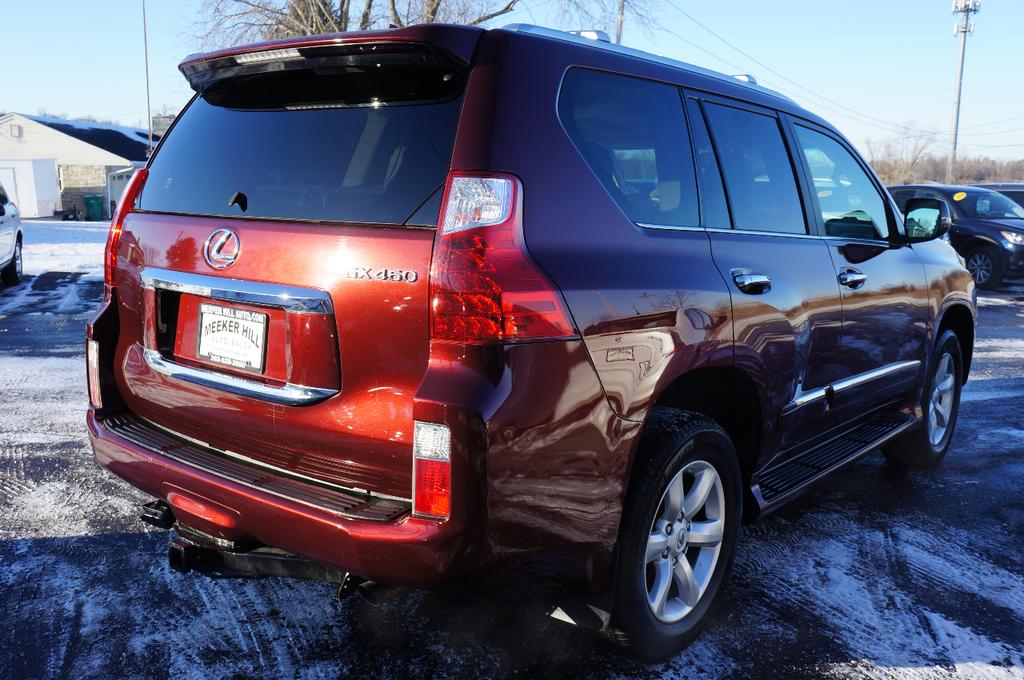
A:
731 269 772 294
837 268 868 289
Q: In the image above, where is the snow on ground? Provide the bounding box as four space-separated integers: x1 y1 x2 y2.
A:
1 223 1023 678
18 219 108 277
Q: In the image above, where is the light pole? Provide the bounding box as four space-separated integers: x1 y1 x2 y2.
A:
945 0 981 183
143 0 153 157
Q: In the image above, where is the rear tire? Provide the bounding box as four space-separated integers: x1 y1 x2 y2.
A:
884 330 963 470
1 238 22 286
965 245 1004 289
612 408 742 661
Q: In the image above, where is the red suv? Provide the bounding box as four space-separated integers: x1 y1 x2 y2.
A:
87 24 976 659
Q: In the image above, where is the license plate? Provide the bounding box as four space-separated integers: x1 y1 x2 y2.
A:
197 303 268 373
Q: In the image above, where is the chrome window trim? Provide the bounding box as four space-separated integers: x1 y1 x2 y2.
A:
141 267 333 314
788 360 921 410
143 348 337 406
637 223 822 240
636 222 705 233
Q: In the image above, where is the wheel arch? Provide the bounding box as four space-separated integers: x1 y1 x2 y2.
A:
960 235 1005 259
628 365 764 522
935 302 975 383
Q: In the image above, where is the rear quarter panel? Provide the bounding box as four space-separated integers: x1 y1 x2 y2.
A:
454 31 736 426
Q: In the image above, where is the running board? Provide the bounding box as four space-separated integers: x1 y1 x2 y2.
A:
754 413 916 508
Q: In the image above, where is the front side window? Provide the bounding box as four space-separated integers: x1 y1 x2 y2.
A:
559 69 699 227
795 126 890 240
702 103 806 234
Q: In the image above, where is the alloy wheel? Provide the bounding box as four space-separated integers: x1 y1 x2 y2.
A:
15 243 22 279
966 252 992 285
928 352 956 447
644 460 725 624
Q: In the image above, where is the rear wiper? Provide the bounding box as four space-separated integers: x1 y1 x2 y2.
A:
228 191 248 212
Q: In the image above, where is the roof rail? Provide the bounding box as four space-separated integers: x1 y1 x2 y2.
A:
500 23 796 105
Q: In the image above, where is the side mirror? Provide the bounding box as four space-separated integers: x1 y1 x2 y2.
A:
904 197 951 242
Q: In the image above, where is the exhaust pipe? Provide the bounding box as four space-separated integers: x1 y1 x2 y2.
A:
356 580 406 607
141 500 175 530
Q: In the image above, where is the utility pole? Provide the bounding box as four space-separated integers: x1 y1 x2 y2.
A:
142 0 153 157
945 0 981 183
615 0 625 44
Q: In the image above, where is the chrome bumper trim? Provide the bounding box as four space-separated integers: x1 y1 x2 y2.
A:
143 349 337 406
141 267 333 314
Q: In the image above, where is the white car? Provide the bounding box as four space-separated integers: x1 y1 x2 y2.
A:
0 183 23 287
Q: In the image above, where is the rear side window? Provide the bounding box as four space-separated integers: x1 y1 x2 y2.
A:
558 69 699 227
794 126 889 240
702 103 805 234
140 55 465 226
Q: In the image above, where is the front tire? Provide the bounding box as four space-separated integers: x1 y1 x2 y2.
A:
613 409 742 661
1 238 22 286
965 245 1004 289
884 329 963 469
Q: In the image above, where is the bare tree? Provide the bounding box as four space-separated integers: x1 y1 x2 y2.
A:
866 125 939 186
200 0 654 46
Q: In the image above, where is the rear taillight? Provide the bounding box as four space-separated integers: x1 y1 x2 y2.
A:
105 168 148 288
429 173 577 343
412 421 451 519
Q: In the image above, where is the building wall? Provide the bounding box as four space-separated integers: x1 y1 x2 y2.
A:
59 164 122 218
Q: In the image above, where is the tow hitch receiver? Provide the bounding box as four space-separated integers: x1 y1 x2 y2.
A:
168 536 350 584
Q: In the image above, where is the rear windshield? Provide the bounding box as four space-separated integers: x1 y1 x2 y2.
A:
140 58 465 226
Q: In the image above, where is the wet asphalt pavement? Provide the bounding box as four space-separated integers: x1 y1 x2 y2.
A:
1 267 1022 679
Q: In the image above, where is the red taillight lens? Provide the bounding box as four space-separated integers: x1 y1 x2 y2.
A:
413 458 451 518
430 173 577 343
412 421 451 519
105 168 148 287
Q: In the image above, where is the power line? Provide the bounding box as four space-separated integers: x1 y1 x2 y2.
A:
660 0 1019 146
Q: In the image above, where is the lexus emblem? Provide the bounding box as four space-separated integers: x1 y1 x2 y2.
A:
204 228 240 269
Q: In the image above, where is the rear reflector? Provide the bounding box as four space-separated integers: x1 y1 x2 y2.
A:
105 168 148 288
87 339 101 408
412 421 451 519
430 173 577 343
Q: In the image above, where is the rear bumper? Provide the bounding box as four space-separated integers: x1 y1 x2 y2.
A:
88 410 476 587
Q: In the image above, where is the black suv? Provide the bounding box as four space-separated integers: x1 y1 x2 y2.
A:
890 184 1024 288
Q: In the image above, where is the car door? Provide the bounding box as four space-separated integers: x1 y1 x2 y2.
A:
691 96 845 457
788 120 929 419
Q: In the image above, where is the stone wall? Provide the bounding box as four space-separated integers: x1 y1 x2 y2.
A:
58 164 120 219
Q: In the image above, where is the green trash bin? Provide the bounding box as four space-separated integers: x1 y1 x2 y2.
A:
83 194 104 221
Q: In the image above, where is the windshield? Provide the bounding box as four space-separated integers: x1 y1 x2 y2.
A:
951 190 1024 220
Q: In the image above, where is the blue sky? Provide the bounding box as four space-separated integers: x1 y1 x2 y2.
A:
4 0 1022 159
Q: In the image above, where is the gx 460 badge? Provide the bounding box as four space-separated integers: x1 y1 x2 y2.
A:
347 267 420 284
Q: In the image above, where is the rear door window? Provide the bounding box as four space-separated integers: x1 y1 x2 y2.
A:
558 69 699 228
685 98 731 229
140 57 465 226
794 125 890 240
702 102 806 234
